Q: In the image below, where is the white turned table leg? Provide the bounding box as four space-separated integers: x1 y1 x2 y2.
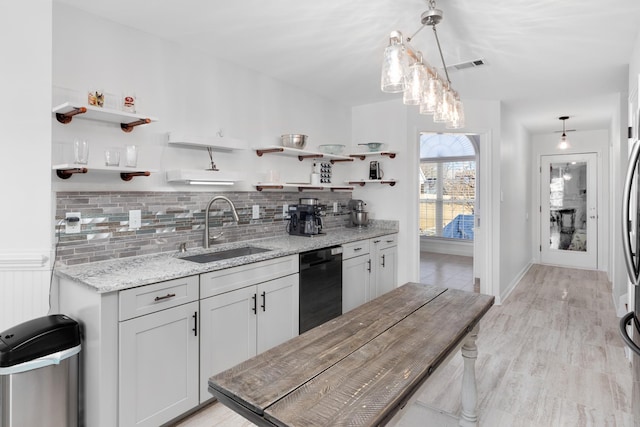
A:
458 324 479 427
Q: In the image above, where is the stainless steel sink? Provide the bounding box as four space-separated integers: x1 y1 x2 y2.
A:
180 246 272 263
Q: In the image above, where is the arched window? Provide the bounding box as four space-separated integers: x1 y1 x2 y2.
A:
419 133 477 240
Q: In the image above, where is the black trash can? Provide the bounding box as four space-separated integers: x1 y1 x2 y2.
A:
0 314 81 427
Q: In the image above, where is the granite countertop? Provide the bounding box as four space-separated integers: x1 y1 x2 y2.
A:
55 225 398 293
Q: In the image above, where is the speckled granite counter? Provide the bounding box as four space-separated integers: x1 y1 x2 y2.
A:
55 225 398 293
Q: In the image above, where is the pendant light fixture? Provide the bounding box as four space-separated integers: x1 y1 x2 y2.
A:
558 116 570 150
380 0 464 129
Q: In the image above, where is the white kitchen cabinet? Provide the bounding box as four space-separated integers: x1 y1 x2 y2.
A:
199 257 299 403
118 301 199 427
342 254 371 312
118 276 200 427
342 240 371 313
342 234 397 312
371 235 398 299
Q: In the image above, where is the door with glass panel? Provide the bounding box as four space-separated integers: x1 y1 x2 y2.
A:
540 153 597 269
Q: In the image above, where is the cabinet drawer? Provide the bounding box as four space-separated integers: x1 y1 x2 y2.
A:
200 255 298 299
371 234 398 250
341 240 370 260
119 276 199 321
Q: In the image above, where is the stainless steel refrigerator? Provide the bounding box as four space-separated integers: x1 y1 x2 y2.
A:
621 135 640 422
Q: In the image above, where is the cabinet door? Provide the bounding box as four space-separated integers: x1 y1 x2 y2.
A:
342 255 371 312
256 274 299 354
373 246 398 299
119 301 199 427
199 286 258 403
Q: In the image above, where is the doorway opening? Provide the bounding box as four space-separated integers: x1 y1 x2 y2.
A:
419 132 479 292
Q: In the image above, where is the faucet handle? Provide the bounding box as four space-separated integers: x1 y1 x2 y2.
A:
211 231 224 241
179 242 187 253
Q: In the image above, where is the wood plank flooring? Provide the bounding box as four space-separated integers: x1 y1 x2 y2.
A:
176 263 634 427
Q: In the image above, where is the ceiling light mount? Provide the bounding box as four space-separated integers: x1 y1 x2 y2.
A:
421 3 443 27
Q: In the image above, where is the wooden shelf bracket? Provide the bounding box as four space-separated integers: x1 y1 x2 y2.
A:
56 167 88 179
55 107 87 124
121 118 152 133
120 171 151 181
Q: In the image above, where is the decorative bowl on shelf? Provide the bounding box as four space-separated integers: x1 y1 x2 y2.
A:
359 142 385 152
318 144 346 155
281 134 308 149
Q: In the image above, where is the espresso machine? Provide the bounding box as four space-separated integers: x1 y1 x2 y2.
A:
287 198 325 236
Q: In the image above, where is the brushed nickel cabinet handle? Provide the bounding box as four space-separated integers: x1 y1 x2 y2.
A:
154 293 176 302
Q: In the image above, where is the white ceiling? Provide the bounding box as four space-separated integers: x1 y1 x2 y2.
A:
55 0 640 134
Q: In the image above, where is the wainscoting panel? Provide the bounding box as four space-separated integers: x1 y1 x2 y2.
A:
0 254 51 331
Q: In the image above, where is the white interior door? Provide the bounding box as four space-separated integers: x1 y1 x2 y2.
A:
540 153 598 269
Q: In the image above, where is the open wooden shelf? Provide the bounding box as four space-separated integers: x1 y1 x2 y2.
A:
254 146 354 164
255 183 354 192
52 102 158 133
52 164 156 181
167 132 247 151
348 151 397 160
347 179 397 187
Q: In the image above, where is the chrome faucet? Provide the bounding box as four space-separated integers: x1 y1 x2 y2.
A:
204 196 240 249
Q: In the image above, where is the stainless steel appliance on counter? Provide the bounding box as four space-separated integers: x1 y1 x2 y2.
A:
621 132 640 421
287 198 325 237
298 246 342 334
348 199 369 228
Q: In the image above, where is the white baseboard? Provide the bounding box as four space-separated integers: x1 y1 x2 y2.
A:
499 261 534 305
420 239 473 257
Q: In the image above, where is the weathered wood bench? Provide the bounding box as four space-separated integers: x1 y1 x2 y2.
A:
209 282 494 426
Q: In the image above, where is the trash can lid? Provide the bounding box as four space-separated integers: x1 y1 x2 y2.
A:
0 314 81 368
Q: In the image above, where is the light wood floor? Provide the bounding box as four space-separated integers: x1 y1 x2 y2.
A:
176 263 633 426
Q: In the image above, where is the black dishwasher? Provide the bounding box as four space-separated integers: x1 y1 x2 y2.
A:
299 246 343 334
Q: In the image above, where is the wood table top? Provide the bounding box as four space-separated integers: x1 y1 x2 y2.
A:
209 282 495 427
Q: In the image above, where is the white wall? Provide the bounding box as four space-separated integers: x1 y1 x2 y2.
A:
352 98 509 300
1 3 356 331
52 3 352 193
499 107 533 299
531 129 611 274
351 100 410 283
0 1 53 331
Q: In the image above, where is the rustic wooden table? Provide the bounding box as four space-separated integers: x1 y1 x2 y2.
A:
209 283 494 427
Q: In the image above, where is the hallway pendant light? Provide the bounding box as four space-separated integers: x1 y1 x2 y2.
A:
558 116 571 150
380 0 464 128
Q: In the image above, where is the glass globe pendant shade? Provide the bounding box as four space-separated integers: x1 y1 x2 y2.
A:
558 134 570 150
447 96 465 129
403 59 426 105
434 86 453 123
381 32 408 93
421 69 441 114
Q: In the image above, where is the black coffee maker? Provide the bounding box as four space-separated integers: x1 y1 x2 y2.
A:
287 198 324 236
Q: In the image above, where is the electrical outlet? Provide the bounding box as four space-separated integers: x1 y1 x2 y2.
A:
65 212 81 234
252 205 260 219
333 202 338 213
283 204 289 216
129 210 141 229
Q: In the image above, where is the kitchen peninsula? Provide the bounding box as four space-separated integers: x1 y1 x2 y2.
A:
209 283 494 427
